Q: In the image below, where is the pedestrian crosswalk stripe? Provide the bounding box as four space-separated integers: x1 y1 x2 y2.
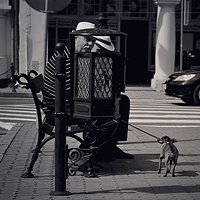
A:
129 119 200 124
131 125 200 128
0 117 35 122
1 97 200 127
0 104 36 122
0 113 35 118
0 104 35 108
130 106 200 111
129 98 200 127
130 110 200 114
130 114 200 119
0 109 36 114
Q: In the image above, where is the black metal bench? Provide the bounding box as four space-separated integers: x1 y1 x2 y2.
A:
18 70 102 178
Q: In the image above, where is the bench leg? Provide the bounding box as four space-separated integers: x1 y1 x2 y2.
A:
21 144 41 178
21 130 45 178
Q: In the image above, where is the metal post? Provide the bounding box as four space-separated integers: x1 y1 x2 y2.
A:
44 0 49 66
180 0 183 71
14 0 19 75
50 43 71 196
11 0 19 79
11 63 16 92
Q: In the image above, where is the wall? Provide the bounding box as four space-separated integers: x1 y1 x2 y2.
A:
19 0 46 74
0 0 11 80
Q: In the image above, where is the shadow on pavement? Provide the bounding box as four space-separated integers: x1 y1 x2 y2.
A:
98 154 159 176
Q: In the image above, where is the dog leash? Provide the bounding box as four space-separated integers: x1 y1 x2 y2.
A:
122 120 160 140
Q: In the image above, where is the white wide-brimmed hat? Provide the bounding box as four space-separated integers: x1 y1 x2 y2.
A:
94 35 115 52
75 21 95 31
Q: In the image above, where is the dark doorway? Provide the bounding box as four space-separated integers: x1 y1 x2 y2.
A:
121 20 149 84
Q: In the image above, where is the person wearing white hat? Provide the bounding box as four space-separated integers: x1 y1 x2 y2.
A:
42 21 98 127
74 22 96 53
92 35 115 53
42 21 134 162
75 21 95 31
42 22 118 161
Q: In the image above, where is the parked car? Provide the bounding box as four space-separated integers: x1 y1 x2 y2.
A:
164 68 200 105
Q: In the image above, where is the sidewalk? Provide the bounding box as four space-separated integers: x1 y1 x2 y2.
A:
0 86 32 98
0 87 200 200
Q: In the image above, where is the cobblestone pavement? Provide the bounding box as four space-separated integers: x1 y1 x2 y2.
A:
0 87 200 200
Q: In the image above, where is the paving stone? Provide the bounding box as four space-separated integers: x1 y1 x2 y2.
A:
1 88 200 199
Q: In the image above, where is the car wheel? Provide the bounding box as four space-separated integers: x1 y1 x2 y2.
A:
193 84 200 105
181 97 195 105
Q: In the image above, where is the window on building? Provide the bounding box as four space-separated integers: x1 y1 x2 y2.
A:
84 0 100 15
54 0 78 15
123 0 148 18
48 27 56 57
191 0 200 19
107 0 116 16
58 27 70 45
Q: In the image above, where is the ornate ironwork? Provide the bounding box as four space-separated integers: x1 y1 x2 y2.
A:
68 147 100 176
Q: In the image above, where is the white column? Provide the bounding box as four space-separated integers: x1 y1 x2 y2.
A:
151 0 180 91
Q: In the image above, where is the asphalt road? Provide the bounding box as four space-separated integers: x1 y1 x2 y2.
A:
0 96 35 131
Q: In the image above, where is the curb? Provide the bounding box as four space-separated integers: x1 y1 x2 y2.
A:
0 123 24 162
0 92 32 98
0 87 32 98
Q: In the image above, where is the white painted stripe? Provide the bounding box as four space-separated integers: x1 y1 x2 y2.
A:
129 119 200 124
130 99 184 102
0 110 36 114
0 117 35 121
130 105 185 108
132 124 200 128
0 121 16 130
130 110 200 114
130 98 180 100
130 107 200 111
130 114 200 119
130 99 181 103
0 113 35 118
0 106 35 109
0 97 32 100
0 104 35 108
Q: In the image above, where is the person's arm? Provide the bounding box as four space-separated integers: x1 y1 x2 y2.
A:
42 45 71 112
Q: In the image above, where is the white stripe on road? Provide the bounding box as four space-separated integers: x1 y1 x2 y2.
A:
0 113 35 118
131 124 200 128
0 109 36 114
129 118 200 124
130 110 200 114
0 104 35 108
130 107 200 111
130 114 200 119
0 117 36 121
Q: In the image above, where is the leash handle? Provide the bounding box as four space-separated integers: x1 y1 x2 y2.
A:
122 120 160 140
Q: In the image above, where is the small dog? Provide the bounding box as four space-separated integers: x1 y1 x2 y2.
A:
157 136 179 177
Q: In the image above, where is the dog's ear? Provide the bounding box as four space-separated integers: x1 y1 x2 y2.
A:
171 138 177 143
157 138 164 144
161 136 170 142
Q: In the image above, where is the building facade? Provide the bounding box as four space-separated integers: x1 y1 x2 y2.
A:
0 0 200 86
0 0 12 86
